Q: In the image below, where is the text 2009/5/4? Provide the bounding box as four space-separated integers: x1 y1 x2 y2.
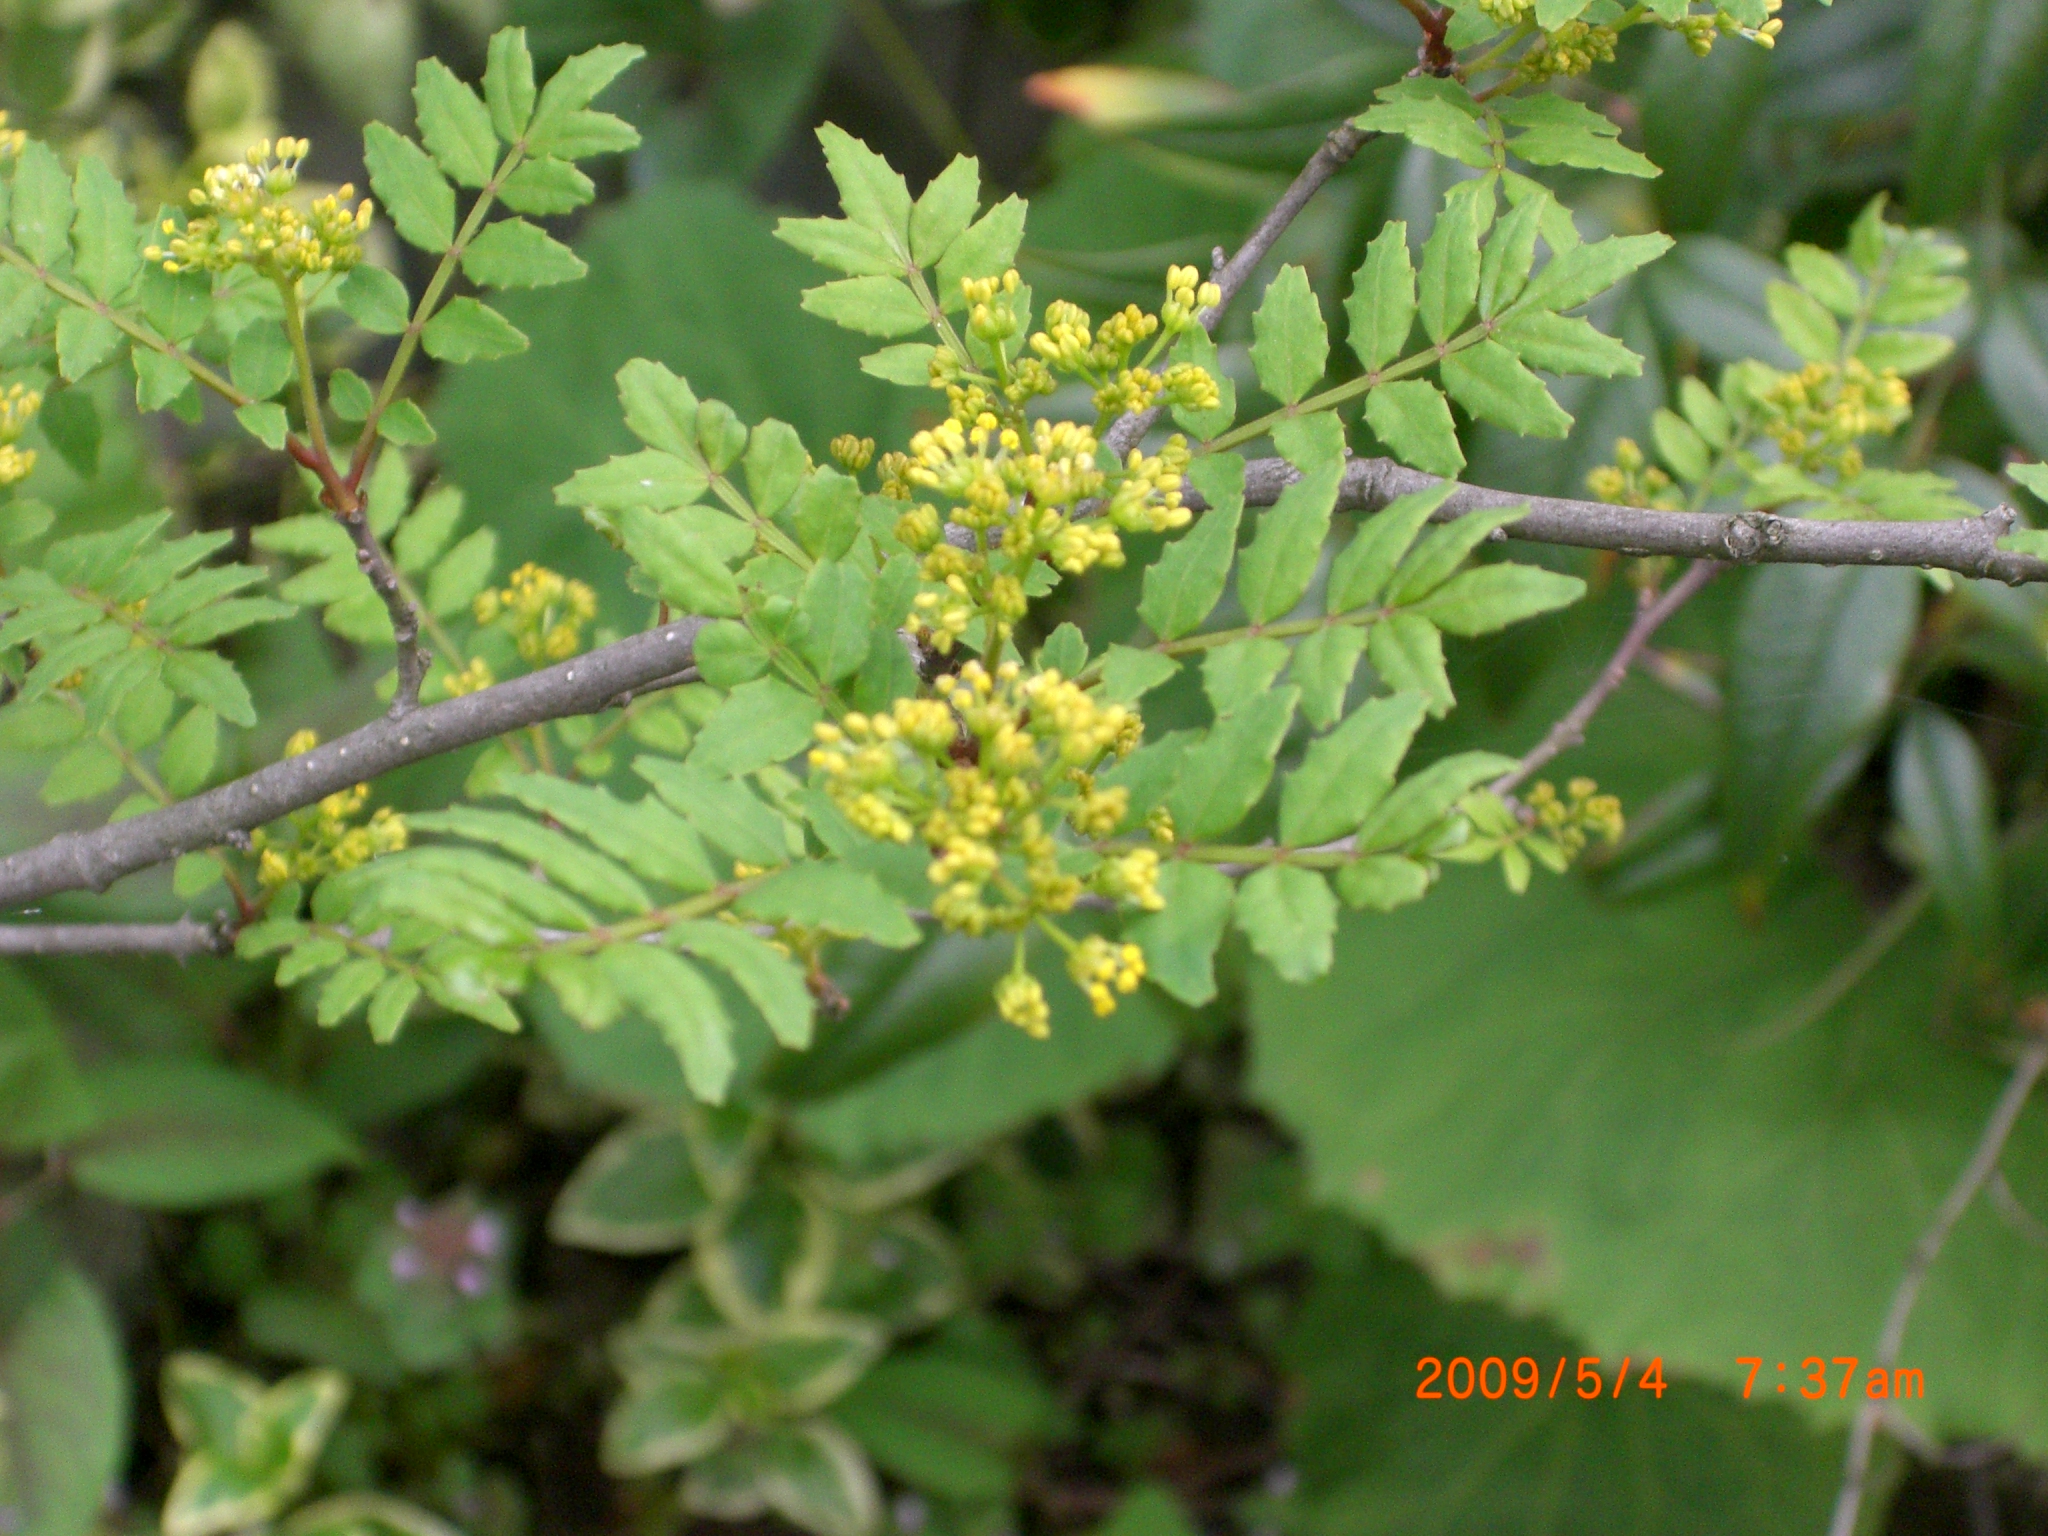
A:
1415 1357 1926 1402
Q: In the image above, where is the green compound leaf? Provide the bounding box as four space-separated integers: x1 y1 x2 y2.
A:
1354 77 1495 169
690 677 822 777
70 155 139 302
1522 231 1674 314
526 41 645 155
597 946 736 1105
228 322 293 400
414 59 497 187
338 264 411 334
1279 691 1429 847
909 153 981 267
1138 452 1243 641
1249 263 1328 406
620 506 744 617
1369 613 1451 717
10 140 74 268
737 863 920 949
936 195 1027 309
363 124 454 253
497 156 596 216
1440 339 1573 438
800 275 933 339
1495 309 1643 378
776 215 902 278
484 26 537 141
815 124 913 261
1326 483 1455 613
1167 687 1299 841
1418 182 1489 344
1345 221 1416 373
1765 279 1843 364
1289 626 1368 730
1353 750 1517 854
55 308 120 381
1128 860 1236 1007
668 919 815 1049
549 1114 711 1253
70 1057 357 1208
409 807 651 913
1407 563 1585 636
422 297 529 362
1498 93 1659 178
1234 864 1338 984
1202 639 1290 718
461 217 588 288
1365 379 1464 478
1236 412 1344 624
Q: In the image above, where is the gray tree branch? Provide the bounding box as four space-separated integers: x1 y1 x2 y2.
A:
0 918 228 956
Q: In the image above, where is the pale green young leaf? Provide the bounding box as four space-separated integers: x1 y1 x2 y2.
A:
1249 264 1327 406
775 216 901 278
11 140 74 267
1679 376 1733 449
71 156 139 301
328 368 374 420
1334 853 1432 911
694 619 771 688
1499 93 1657 178
801 276 932 338
230 322 293 399
158 706 219 796
536 110 640 160
409 807 652 913
163 649 255 726
425 527 497 616
614 359 701 459
484 26 537 141
1235 412 1344 623
745 419 809 517
1038 622 1089 678
1203 638 1291 718
1128 861 1234 1007
816 124 913 259
1167 687 1299 840
40 738 122 804
621 507 742 616
1280 691 1429 846
317 959 388 1027
527 42 644 152
1354 77 1494 169
498 156 596 216
557 451 708 516
393 486 465 572
1234 865 1338 984
793 468 863 559
379 400 436 447
1518 232 1672 313
1138 453 1243 640
911 154 981 267
415 59 498 186
1494 310 1642 378
1857 331 1953 375
422 297 529 362
1345 221 1416 373
1368 613 1452 716
936 196 1027 308
367 975 419 1042
1439 340 1572 438
691 678 823 777
597 946 735 1104
1477 190 1546 317
56 309 121 380
860 342 939 386
1326 483 1457 613
1408 563 1585 636
1535 0 1593 25
462 218 587 288
1765 280 1843 364
1354 750 1519 852
668 919 814 1049
1785 243 1862 318
1098 645 1180 704
795 559 876 683
134 346 196 412
1289 625 1368 730
1389 504 1526 604
500 775 716 892
362 124 454 252
1653 407 1711 482
1365 380 1464 478
337 265 410 334
737 862 920 948
1418 183 1488 343
638 762 791 869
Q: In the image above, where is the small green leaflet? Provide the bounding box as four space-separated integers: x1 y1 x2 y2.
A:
1234 865 1339 984
1365 380 1464 478
1345 222 1416 373
362 124 454 253
1139 453 1244 641
1249 265 1328 405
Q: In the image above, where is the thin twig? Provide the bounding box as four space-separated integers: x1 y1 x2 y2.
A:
1490 560 1716 798
1825 1033 2048 1536
0 619 706 911
0 917 227 957
1101 119 1378 459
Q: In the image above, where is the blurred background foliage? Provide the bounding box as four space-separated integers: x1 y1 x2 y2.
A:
9 1 2048 1534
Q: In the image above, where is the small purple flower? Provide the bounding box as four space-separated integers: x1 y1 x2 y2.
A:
390 1244 425 1282
395 1198 425 1231
453 1262 488 1297
466 1213 504 1258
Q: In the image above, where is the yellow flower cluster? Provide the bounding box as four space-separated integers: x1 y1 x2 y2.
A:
1585 437 1683 510
830 434 875 471
1161 265 1223 333
442 656 495 697
1519 20 1619 80
808 659 1160 947
1069 934 1146 1017
0 382 41 488
1525 777 1623 862
892 403 1192 652
472 563 597 664
1476 0 1532 23
145 139 372 281
1755 358 1910 477
252 729 407 887
995 971 1051 1038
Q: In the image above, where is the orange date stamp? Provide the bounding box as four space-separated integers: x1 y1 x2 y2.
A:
1413 1355 1925 1402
